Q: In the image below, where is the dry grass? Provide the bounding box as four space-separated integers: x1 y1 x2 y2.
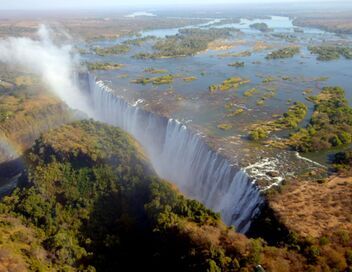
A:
207 39 246 51
252 41 272 52
270 176 352 238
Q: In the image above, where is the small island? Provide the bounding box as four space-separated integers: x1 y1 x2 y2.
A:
94 44 131 56
87 62 124 70
250 22 272 32
266 46 300 59
209 77 250 92
131 74 175 85
134 28 238 59
308 45 352 61
228 61 245 67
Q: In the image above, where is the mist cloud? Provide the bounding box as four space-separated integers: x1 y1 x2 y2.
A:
0 25 92 115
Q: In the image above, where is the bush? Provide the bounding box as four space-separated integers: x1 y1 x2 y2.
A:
249 128 269 141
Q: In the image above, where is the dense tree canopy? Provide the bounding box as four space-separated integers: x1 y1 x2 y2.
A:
0 120 350 271
290 87 352 152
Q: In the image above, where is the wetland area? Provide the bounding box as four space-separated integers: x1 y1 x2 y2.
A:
82 14 352 187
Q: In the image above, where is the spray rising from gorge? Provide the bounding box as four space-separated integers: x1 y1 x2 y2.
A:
0 26 263 232
0 25 92 115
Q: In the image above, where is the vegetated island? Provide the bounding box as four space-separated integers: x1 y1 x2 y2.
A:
209 77 250 92
122 35 157 46
93 44 131 56
218 50 252 58
87 62 124 70
249 23 272 32
249 86 352 154
131 74 175 85
228 61 245 67
243 88 259 97
271 33 298 43
248 102 308 140
133 27 238 59
183 76 197 82
308 45 352 61
266 46 300 59
144 67 168 74
208 18 241 27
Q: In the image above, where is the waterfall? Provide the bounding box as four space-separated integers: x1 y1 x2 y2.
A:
85 74 263 233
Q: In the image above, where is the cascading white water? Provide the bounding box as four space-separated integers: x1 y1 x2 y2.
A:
86 74 263 233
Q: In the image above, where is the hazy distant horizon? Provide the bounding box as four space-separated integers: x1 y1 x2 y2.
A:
1 0 351 10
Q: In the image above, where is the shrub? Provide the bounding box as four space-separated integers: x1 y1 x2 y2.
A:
249 128 269 141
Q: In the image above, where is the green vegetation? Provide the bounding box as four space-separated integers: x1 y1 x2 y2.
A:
228 61 245 67
209 18 241 26
134 28 237 58
1 119 350 271
0 95 21 122
87 62 124 70
249 102 308 141
0 120 221 270
272 33 298 42
334 149 352 174
244 88 258 97
308 45 352 61
249 127 269 140
144 67 168 74
133 52 157 59
0 79 14 90
226 108 245 117
0 70 73 160
209 77 250 92
122 35 156 46
282 76 292 80
249 23 272 32
94 44 130 56
266 46 300 59
0 120 297 271
262 76 276 83
131 74 174 85
217 123 233 130
256 99 265 106
0 93 72 151
183 76 197 82
262 90 276 99
290 86 352 152
303 88 313 96
0 215 54 270
218 51 252 58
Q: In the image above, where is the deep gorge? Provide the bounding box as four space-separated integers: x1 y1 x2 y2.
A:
83 73 263 233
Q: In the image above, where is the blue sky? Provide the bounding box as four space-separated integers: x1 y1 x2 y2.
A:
0 0 346 10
